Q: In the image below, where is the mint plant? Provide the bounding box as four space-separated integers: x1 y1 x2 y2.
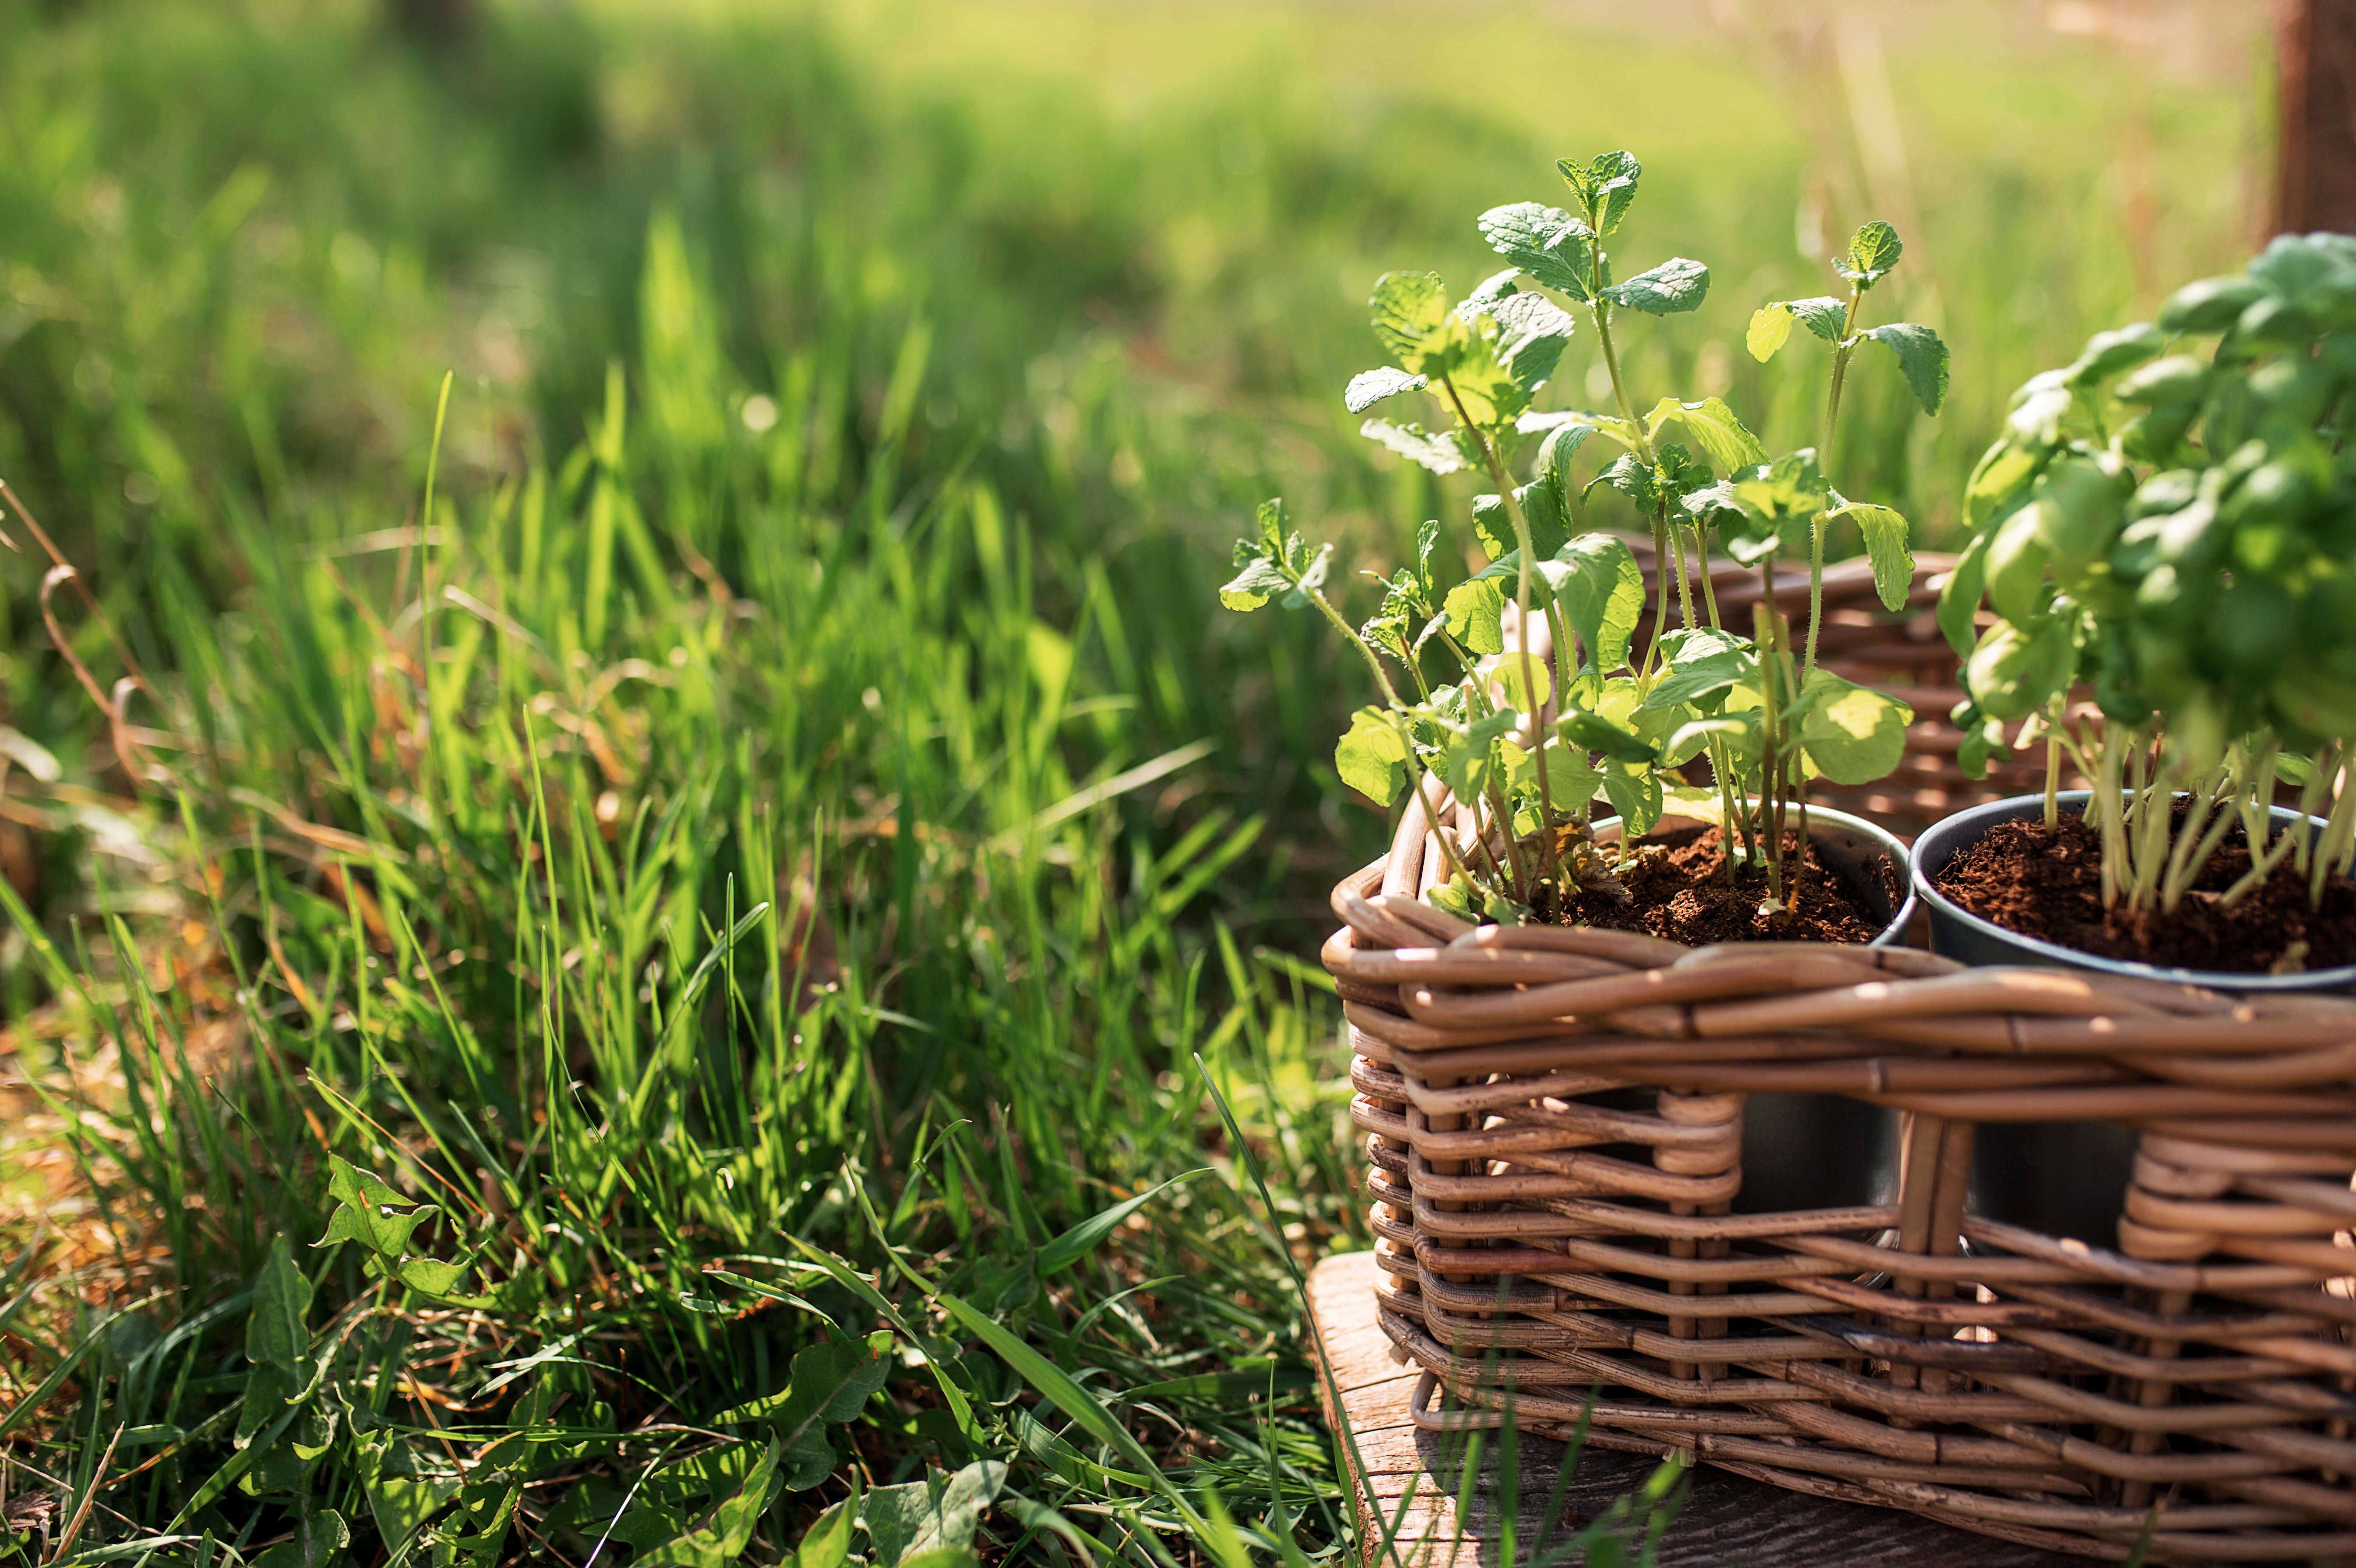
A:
1224 154 1943 926
1943 233 2356 920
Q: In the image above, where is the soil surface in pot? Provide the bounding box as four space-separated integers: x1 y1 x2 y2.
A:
1547 824 1887 945
1932 807 2356 973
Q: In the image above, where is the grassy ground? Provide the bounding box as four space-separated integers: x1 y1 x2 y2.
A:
0 1 2261 1563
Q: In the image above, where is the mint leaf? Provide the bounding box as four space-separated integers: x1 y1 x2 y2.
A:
1344 367 1427 413
1360 419 1468 475
1476 204 1594 299
1601 257 1708 316
1368 271 1449 361
1827 496 1913 611
1862 322 1949 415
1834 220 1903 285
1556 151 1641 236
1217 553 1289 612
1745 303 1794 362
1644 396 1765 473
1553 533 1644 676
1455 268 1522 320
1789 296 1849 340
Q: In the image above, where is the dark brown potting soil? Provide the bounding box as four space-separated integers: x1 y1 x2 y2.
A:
1932 808 2356 974
1548 822 1890 945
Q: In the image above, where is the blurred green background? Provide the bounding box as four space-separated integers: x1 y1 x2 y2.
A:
0 1 2269 1562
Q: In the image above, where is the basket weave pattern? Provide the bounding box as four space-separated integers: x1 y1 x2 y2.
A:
1329 792 2356 1563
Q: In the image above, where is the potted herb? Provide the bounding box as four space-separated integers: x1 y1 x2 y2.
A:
1228 153 1946 1208
1915 236 2356 1241
1919 233 2356 994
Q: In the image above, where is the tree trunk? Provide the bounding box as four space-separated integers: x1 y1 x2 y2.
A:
2277 0 2356 233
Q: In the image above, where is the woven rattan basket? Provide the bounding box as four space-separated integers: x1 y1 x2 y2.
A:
1329 769 2356 1562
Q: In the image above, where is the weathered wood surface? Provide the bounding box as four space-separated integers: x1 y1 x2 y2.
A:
1307 1251 2084 1567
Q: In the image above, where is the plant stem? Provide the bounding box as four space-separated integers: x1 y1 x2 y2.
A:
1803 287 1865 686
1668 515 1697 631
1443 376 1557 835
2042 694 2064 834
2096 725 2128 909
1753 585 1785 911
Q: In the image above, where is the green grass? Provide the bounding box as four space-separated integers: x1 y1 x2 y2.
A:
0 1 2261 1563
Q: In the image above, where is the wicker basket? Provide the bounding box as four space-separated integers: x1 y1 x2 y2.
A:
1329 773 2356 1562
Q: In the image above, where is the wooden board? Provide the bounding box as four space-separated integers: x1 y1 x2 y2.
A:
1306 1251 2084 1567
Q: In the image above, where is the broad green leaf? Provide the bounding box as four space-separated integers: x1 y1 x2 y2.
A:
1442 569 1511 655
2156 273 2265 333
1552 533 1644 675
1472 478 1569 562
1834 220 1903 285
246 1237 310 1375
1439 711 1518 804
1797 672 1912 785
1359 419 1469 475
1602 257 1708 316
1644 397 1765 472
315 1158 436 1263
1368 271 1449 361
1601 765 1662 839
1491 292 1577 393
1985 507 2051 624
861 1462 1005 1568
1560 710 1657 764
1536 421 1593 494
1826 497 1913 611
1936 535 1988 657
1745 303 1793 362
367 1473 458 1550
2063 322 2164 388
635 1442 784 1568
1862 322 1949 415
713 1332 894 1490
793 1498 858 1568
1964 440 2042 529
1966 617 2074 721
1035 1169 1208 1276
395 1256 491 1308
1507 740 1601 819
1640 648 1753 712
1476 203 1594 299
1436 327 1530 428
2007 370 2074 445
250 1509 346 1568
1344 367 1426 413
1495 652 1551 717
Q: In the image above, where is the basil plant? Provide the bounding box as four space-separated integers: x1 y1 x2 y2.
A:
1222 153 1942 926
1945 233 2356 916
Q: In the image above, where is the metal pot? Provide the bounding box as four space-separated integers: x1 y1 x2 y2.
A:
1909 789 2356 993
1590 803 1912 1215
1912 789 2355 1244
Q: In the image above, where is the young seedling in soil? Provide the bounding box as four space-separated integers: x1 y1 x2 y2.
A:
1222 154 1941 938
1939 233 2356 973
